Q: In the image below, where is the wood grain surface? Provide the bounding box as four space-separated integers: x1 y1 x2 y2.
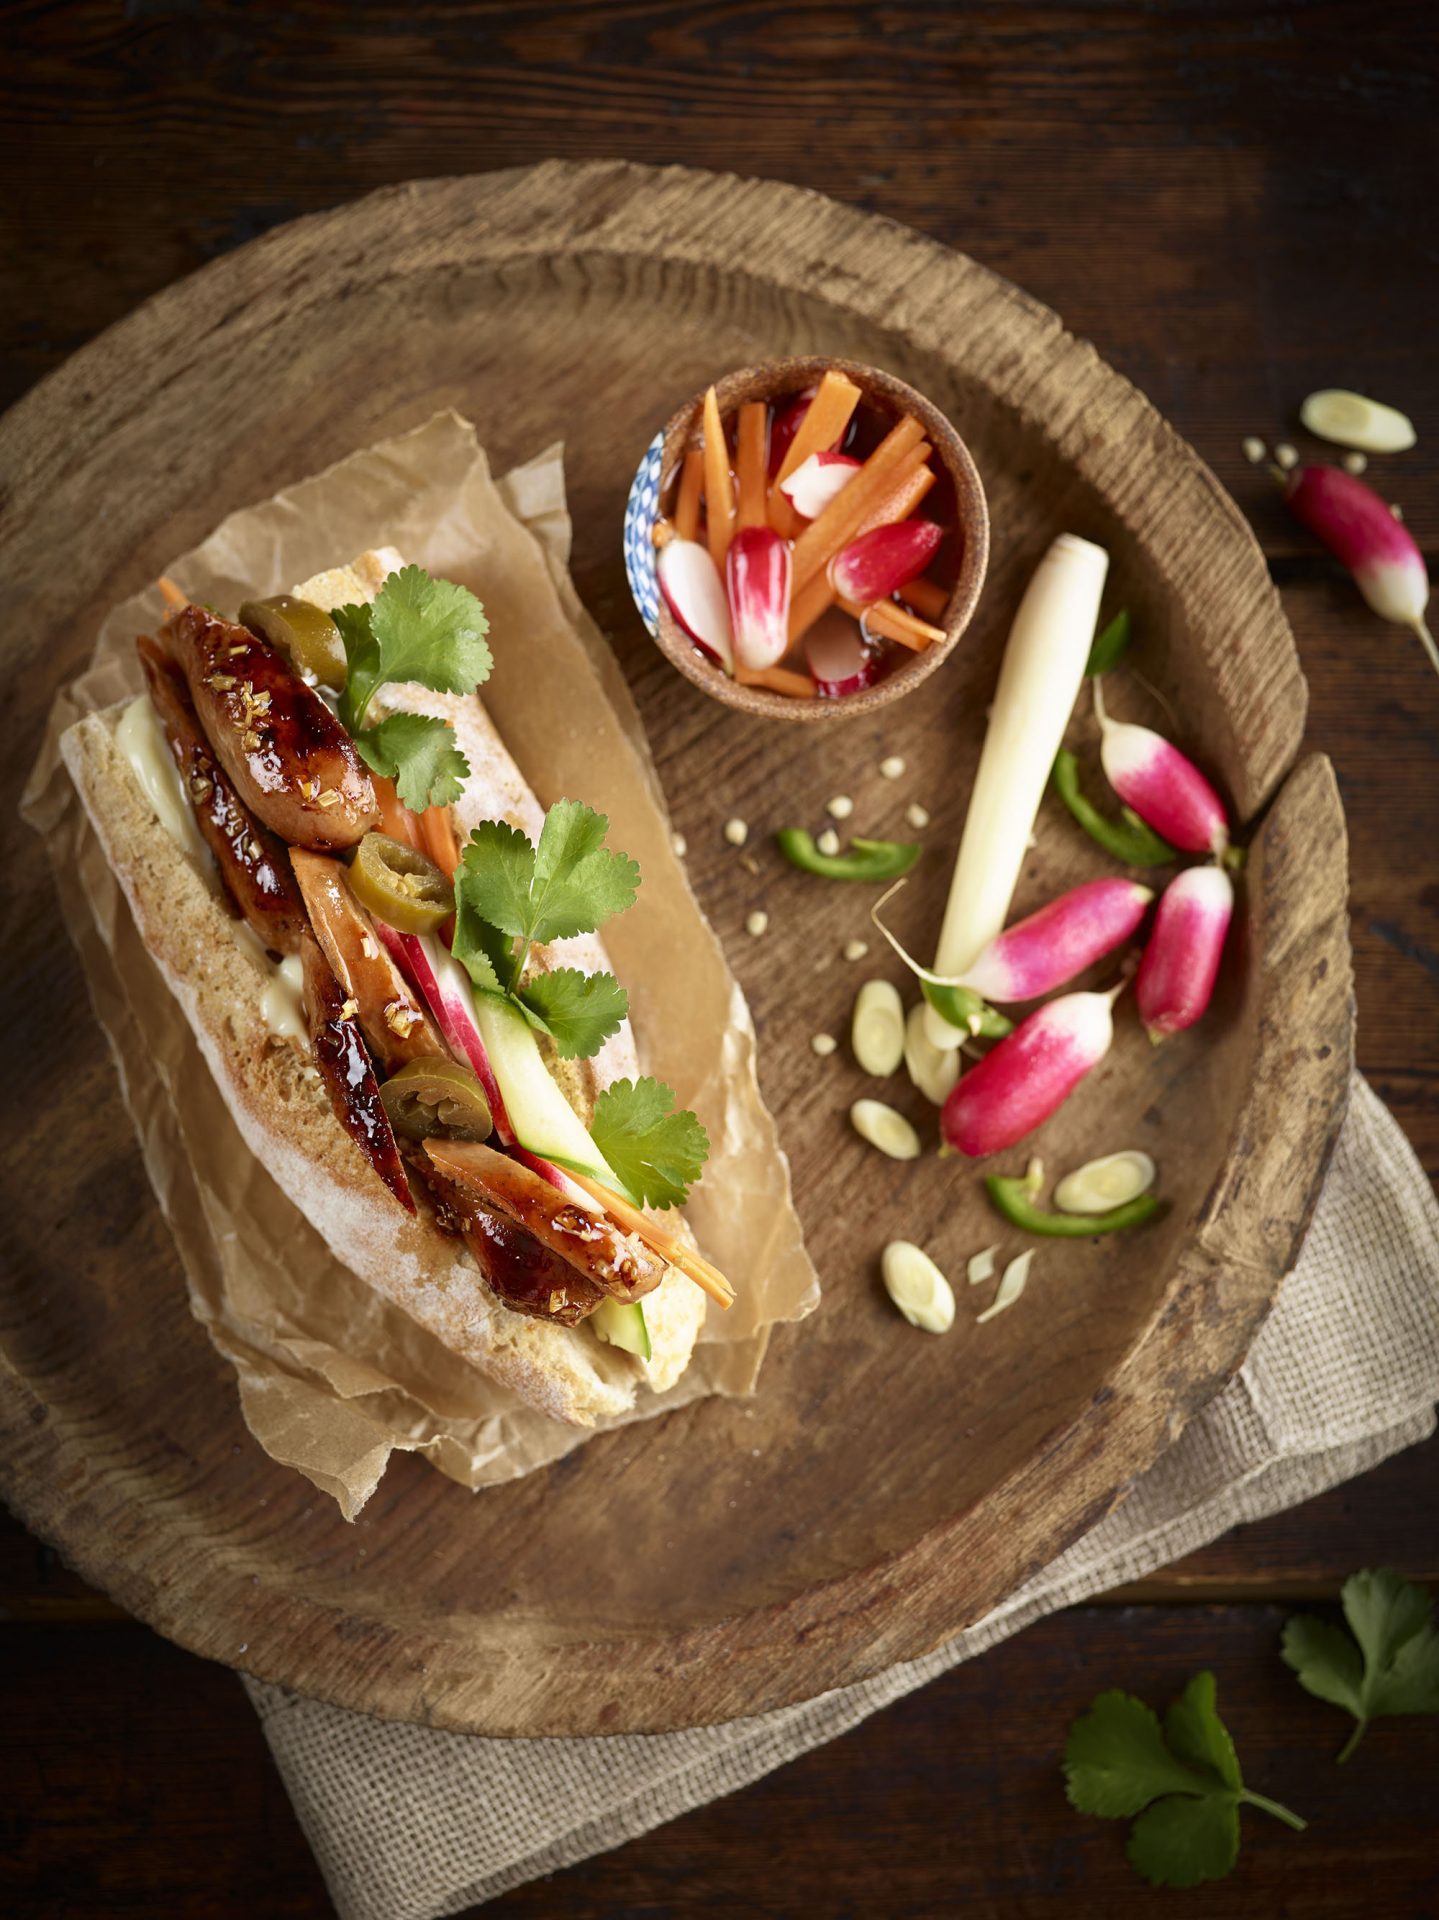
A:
3 2 1436 1914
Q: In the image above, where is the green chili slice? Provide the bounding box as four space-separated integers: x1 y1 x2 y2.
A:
1085 608 1133 677
775 829 920 882
986 1167 1166 1238
1052 750 1175 867
920 977 1012 1040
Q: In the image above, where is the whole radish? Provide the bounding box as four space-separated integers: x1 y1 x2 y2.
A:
1135 865 1233 1040
1093 680 1229 857
960 877 1153 1004
1284 464 1437 679
941 986 1121 1157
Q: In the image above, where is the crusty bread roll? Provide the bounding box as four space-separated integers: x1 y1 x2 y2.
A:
59 551 707 1426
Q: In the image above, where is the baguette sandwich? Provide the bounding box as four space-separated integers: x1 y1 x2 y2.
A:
62 549 731 1428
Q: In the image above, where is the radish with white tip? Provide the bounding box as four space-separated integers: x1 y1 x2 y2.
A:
1135 864 1233 1040
657 538 734 670
1283 463 1437 678
779 450 861 521
1093 680 1229 856
726 524 792 670
830 519 943 606
959 877 1153 1004
941 986 1123 1157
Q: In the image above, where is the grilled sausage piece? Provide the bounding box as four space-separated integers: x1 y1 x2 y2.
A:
138 638 308 956
289 848 445 1070
424 1138 668 1303
420 1160 606 1324
161 603 377 851
300 930 416 1213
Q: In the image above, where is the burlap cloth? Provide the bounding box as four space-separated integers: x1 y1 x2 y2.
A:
244 1073 1438 1920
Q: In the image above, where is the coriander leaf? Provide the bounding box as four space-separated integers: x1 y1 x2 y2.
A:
356 711 471 812
1284 1569 1439 1761
451 890 507 995
369 565 491 699
1126 1792 1239 1890
526 799 641 946
1063 1690 1209 1818
458 822 538 943
334 602 382 727
589 1076 709 1210
518 967 629 1060
1165 1669 1243 1791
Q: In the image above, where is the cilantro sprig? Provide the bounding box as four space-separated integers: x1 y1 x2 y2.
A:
1064 1672 1305 1888
1283 1568 1439 1763
333 566 492 811
590 1077 710 1210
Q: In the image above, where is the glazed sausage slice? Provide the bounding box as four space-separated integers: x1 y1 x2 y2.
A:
137 639 308 956
161 603 377 851
420 1160 606 1324
289 848 445 1070
300 930 416 1213
424 1138 668 1303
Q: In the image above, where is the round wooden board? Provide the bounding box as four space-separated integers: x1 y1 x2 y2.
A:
0 162 1353 1736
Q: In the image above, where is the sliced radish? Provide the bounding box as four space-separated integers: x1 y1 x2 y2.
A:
658 537 734 671
372 921 513 1142
831 519 943 605
779 450 861 521
726 524 792 670
805 607 877 696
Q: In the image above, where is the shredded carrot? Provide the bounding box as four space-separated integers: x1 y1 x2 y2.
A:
855 599 947 652
702 387 736 570
420 805 462 879
735 663 818 699
735 402 769 529
373 775 424 848
790 417 925 592
767 369 862 538
787 455 937 645
901 575 949 620
651 515 676 550
564 1169 735 1307
157 575 187 611
674 448 704 543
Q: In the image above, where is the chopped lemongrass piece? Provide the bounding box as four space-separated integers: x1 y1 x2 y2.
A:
843 937 869 962
746 910 769 937
906 803 931 830
880 755 906 779
1342 450 1368 475
904 1001 960 1106
967 1244 998 1287
817 827 841 857
1054 1150 1157 1215
976 1249 1034 1323
810 1032 838 1057
852 979 905 1075
1274 442 1299 471
1242 436 1267 464
827 794 854 820
850 1099 921 1160
881 1241 955 1333
724 817 749 846
1299 389 1417 455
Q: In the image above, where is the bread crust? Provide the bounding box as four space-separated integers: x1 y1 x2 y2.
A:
60 555 706 1427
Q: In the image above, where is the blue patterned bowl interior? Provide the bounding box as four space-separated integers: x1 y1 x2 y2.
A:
622 431 665 637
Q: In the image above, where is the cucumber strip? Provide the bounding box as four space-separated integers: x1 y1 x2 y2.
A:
468 991 620 1188
593 1299 651 1360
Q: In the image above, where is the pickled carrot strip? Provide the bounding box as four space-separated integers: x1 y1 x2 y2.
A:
767 369 862 536
901 575 949 619
158 574 188 610
790 417 925 591
674 448 704 542
857 599 947 651
735 662 818 698
420 804 462 878
373 775 424 849
787 455 937 644
735 402 769 529
563 1168 735 1306
702 387 736 569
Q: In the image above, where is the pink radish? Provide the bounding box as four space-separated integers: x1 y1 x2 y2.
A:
657 537 734 670
805 606 878 695
1284 464 1437 678
830 519 943 606
941 987 1123 1157
767 388 819 477
726 524 792 670
1135 864 1233 1041
1093 680 1229 856
779 450 861 520
959 878 1153 1003
372 923 513 1141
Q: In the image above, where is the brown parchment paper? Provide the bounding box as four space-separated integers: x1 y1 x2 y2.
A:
21 411 819 1518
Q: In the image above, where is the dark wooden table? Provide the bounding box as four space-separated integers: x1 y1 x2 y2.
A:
3 5 1436 1915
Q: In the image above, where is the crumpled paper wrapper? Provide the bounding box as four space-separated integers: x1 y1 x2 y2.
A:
22 411 819 1517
